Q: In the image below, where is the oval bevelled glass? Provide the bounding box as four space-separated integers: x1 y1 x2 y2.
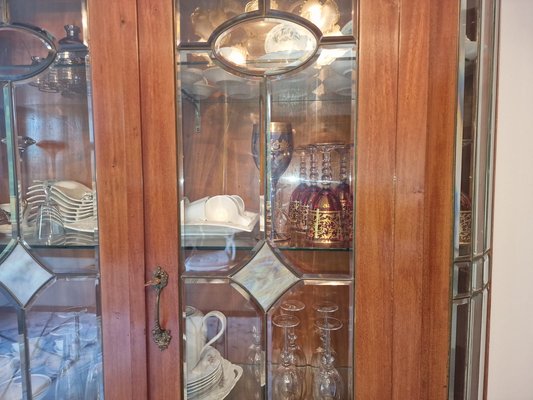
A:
0 24 56 81
212 18 318 75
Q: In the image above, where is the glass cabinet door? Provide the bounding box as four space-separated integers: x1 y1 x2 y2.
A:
176 1 356 398
0 0 103 398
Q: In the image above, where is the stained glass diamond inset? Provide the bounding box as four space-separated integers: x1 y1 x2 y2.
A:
232 243 298 310
0 244 52 307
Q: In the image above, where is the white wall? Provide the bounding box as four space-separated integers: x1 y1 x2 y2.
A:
487 1 533 399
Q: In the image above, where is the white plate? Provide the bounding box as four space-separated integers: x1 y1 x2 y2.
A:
65 216 98 233
264 23 316 54
203 67 244 86
185 251 234 272
188 358 243 400
187 366 223 393
184 211 258 234
52 180 93 198
188 347 223 385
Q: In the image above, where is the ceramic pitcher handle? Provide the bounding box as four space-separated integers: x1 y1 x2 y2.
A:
200 311 227 356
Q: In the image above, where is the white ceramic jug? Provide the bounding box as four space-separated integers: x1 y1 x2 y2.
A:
185 305 227 373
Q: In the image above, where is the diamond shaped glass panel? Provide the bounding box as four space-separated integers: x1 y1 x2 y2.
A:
0 244 52 307
232 243 298 310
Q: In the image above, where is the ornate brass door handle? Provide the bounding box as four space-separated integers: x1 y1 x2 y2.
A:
145 266 172 351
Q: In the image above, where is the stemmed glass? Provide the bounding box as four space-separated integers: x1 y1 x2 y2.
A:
312 317 343 400
307 144 344 247
310 301 338 369
251 122 294 241
53 309 87 399
295 145 320 245
272 314 304 400
334 144 353 243
280 300 307 392
288 147 309 239
33 180 65 245
246 325 265 390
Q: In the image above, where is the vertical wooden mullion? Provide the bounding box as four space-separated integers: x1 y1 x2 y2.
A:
393 0 430 398
356 0 399 398
88 0 149 398
137 0 181 398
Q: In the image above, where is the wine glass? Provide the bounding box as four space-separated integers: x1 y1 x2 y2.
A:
33 180 65 245
312 317 343 400
334 144 353 243
310 301 338 369
246 325 265 387
251 122 294 241
294 145 320 246
288 147 309 236
306 144 344 247
272 314 304 400
280 300 308 397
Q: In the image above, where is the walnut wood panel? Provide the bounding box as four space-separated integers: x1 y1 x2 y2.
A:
422 0 459 398
136 0 182 398
88 1 148 399
392 0 430 398
356 0 399 398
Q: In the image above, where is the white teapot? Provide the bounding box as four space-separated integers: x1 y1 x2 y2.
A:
185 305 227 373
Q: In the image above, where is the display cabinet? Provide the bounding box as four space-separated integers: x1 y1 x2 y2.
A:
0 0 103 398
0 0 501 398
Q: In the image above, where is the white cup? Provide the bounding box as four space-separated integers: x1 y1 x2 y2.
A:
205 195 240 223
185 306 226 373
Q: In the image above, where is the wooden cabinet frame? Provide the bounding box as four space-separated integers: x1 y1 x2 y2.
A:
89 0 458 398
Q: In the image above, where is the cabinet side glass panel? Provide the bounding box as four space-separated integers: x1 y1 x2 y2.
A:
451 0 498 398
0 0 103 398
472 0 496 256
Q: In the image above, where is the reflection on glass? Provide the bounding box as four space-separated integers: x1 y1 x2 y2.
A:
300 0 340 34
213 18 318 75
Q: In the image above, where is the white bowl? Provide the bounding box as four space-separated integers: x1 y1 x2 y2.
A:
180 68 203 86
223 82 258 100
190 82 216 100
203 66 244 86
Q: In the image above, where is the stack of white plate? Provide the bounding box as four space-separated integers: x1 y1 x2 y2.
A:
25 180 97 233
186 347 243 400
187 347 223 398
